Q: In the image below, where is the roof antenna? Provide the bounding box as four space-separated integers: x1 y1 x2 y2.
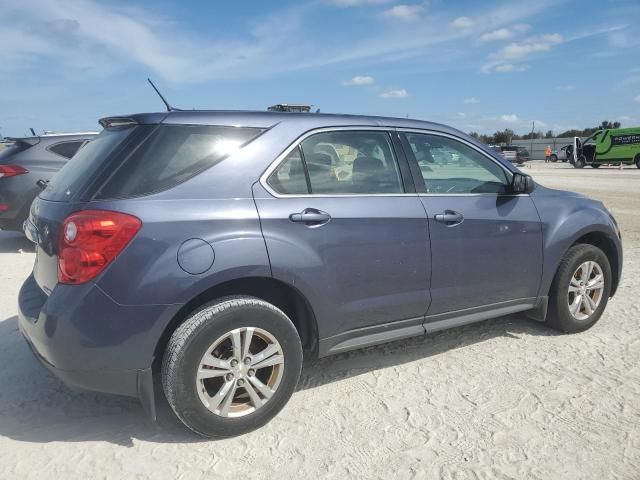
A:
30 128 36 136
147 78 177 112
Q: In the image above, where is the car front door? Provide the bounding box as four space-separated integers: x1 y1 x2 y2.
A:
399 131 543 319
253 129 431 355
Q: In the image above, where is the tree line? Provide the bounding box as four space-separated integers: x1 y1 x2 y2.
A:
468 120 623 145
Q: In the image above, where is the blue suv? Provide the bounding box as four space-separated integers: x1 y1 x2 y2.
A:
18 111 622 438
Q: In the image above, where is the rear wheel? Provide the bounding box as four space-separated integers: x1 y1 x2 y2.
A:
546 244 611 333
591 164 600 169
635 154 640 169
162 296 303 438
550 155 558 162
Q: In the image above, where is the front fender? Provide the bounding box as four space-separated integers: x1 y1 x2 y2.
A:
532 187 622 297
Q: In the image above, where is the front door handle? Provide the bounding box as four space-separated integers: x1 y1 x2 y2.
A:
289 209 332 225
434 210 464 226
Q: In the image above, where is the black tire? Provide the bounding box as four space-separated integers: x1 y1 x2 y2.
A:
550 155 558 163
162 296 303 438
562 158 568 163
546 244 612 333
574 156 585 168
635 154 640 169
591 164 600 169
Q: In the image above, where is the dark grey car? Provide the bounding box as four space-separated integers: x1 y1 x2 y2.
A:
0 132 97 231
18 111 622 438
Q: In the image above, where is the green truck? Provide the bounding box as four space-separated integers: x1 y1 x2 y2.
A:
572 126 640 168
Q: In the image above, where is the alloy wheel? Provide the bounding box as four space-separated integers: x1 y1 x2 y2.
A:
567 261 605 321
196 327 284 417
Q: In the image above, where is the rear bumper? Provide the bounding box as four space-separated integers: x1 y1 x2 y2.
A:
17 274 179 418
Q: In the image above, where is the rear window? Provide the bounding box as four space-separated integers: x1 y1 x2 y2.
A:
42 127 133 201
95 125 263 199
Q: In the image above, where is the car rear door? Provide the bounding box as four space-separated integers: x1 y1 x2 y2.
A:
253 128 431 355
399 130 543 319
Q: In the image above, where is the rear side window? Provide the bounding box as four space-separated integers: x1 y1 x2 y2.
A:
267 147 309 194
48 141 84 159
268 130 404 195
96 125 263 199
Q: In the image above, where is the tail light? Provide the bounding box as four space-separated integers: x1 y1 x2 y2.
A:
58 210 142 284
0 165 28 179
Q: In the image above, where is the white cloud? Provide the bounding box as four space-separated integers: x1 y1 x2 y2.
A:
482 33 562 73
327 0 391 6
382 4 424 22
556 85 575 91
501 114 519 123
479 24 530 42
634 95 640 103
464 97 479 104
0 0 559 84
450 16 474 29
491 63 529 73
379 88 408 98
342 75 375 86
496 34 562 60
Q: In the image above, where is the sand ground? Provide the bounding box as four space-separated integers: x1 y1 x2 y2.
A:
0 161 638 479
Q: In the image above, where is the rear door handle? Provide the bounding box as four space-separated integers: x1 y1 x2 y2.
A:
434 210 464 226
289 209 332 225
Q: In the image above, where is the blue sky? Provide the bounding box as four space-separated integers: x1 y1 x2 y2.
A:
1 0 639 137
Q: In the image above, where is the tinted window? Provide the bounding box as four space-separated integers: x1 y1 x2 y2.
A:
299 131 403 194
42 127 133 201
268 147 309 194
403 133 510 194
96 125 263 199
48 141 84 159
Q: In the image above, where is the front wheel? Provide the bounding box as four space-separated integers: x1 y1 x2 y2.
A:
546 244 611 333
635 154 640 169
162 296 303 438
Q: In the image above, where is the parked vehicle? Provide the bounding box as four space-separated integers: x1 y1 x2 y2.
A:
550 145 571 163
19 111 622 438
572 126 640 168
499 145 529 165
0 132 97 231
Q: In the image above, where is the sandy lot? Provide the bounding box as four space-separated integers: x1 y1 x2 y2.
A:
1 161 639 480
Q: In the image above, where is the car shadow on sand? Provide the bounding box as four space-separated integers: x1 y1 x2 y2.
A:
0 313 560 445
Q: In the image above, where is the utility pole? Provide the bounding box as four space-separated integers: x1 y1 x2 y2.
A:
530 121 535 160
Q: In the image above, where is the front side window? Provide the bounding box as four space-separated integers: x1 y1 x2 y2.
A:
403 133 510 194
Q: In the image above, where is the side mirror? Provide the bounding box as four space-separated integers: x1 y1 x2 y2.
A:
511 172 535 194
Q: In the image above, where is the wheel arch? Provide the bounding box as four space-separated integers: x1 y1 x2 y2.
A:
152 276 319 373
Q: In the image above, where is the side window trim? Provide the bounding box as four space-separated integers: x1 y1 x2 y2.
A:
297 144 313 194
261 126 413 197
389 130 417 194
397 129 516 196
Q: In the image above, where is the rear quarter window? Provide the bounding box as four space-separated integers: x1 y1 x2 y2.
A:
47 140 84 159
95 125 263 199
